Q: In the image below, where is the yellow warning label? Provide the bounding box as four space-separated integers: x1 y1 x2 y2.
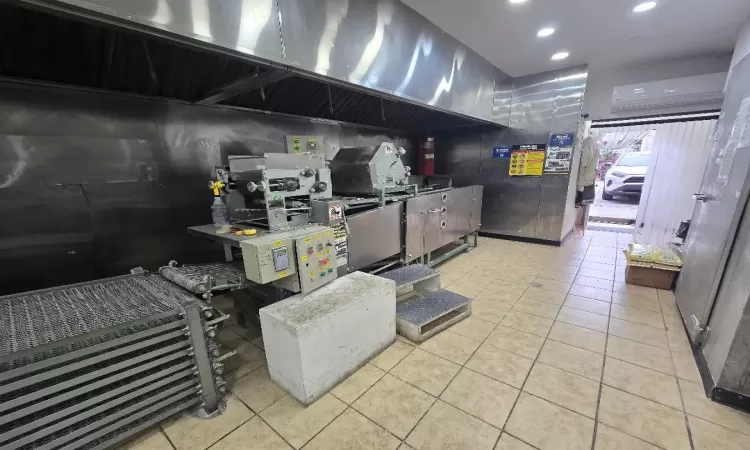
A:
326 248 332 254
300 255 308 262
324 231 330 237
277 270 288 278
317 252 324 258
315 234 321 239
273 240 283 247
304 237 312 243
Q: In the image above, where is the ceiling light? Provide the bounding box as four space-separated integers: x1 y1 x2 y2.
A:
551 52 569 61
508 0 529 4
633 88 645 92
633 2 656 12
664 88 678 93
537 28 555 37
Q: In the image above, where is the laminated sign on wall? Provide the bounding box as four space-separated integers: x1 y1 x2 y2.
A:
510 144 546 176
545 133 574 174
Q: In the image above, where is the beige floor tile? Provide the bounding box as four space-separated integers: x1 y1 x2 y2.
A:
606 336 674 375
537 270 577 283
471 299 512 323
469 267 502 280
688 415 750 450
612 283 659 299
583 255 617 266
406 400 501 450
603 357 682 410
440 368 520 428
496 272 538 285
223 343 267 379
611 292 661 312
580 261 615 272
303 408 400 450
483 280 529 298
577 267 615 281
556 307 609 332
419 330 481 365
672 351 702 383
505 392 595 450
251 335 265 351
679 379 750 436
449 281 491 298
494 433 536 449
474 290 523 306
119 428 174 450
564 295 611 316
331 364 385 404
485 325 545 359
211 416 292 450
230 323 263 343
449 317 497 342
501 310 554 337
537 340 603 381
512 298 561 320
371 340 414 371
666 330 693 355
232 366 287 413
663 314 685 332
352 374 434 439
594 423 660 450
391 348 461 396
162 396 254 450
659 297 680 317
610 305 664 329
548 321 606 354
569 284 612 302
531 277 571 293
217 327 251 350
519 287 567 305
260 394 346 448
608 318 669 349
399 443 416 450
598 386 690 450
466 344 534 388
523 362 599 418
573 275 613 291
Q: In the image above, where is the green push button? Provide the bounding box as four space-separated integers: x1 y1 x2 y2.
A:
328 268 333 273
320 272 326 276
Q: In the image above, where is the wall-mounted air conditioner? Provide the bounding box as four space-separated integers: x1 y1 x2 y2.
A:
611 72 727 112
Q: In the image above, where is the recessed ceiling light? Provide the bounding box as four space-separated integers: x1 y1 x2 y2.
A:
551 52 569 61
633 2 656 12
664 88 678 93
633 88 645 92
537 27 555 37
508 0 529 4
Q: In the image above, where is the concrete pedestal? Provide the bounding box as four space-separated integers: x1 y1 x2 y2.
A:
259 272 396 404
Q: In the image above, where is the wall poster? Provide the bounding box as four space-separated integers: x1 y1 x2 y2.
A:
545 133 575 174
510 144 546 176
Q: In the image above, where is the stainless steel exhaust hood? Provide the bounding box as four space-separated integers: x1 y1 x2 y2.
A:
16 0 507 125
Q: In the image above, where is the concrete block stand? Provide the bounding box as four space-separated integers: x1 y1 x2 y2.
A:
259 272 396 404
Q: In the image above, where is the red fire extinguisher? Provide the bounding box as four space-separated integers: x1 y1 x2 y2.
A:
418 137 435 176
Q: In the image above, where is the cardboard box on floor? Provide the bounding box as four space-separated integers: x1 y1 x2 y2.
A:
625 265 677 290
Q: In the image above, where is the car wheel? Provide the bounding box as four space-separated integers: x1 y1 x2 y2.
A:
602 191 613 200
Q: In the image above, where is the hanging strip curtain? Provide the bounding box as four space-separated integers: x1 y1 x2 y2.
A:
595 124 652 153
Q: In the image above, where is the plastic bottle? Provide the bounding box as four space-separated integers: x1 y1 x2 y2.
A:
212 196 229 226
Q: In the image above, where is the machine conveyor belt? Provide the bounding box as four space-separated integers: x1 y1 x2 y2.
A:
158 261 248 294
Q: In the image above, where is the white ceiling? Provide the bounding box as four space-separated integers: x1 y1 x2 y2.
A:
401 0 750 77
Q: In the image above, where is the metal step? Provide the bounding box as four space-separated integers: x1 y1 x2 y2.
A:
396 289 471 343
378 264 441 299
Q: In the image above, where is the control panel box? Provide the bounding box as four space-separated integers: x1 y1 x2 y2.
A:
239 225 337 293
240 235 297 284
293 227 338 293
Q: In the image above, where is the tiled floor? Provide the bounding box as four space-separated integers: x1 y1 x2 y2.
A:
120 231 750 450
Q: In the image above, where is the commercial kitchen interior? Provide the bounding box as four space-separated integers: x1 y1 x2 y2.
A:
2 1 750 450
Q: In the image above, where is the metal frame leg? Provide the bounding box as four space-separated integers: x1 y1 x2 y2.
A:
223 244 233 262
183 303 220 415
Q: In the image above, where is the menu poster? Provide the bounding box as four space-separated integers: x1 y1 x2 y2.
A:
545 132 575 174
509 144 546 176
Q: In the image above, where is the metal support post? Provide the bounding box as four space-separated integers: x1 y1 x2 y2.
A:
183 303 220 414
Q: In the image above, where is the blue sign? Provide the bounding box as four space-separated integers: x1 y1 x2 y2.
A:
492 146 511 159
549 133 574 148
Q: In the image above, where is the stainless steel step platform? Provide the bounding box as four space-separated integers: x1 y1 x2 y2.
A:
378 264 441 300
395 289 471 343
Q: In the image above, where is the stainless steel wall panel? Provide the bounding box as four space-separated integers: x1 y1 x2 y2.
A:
470 185 484 232
31 0 507 123
436 66 588 241
492 70 513 127
0 81 411 294
345 202 404 270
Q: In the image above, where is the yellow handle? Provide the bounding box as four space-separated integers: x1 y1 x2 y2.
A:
210 181 225 196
